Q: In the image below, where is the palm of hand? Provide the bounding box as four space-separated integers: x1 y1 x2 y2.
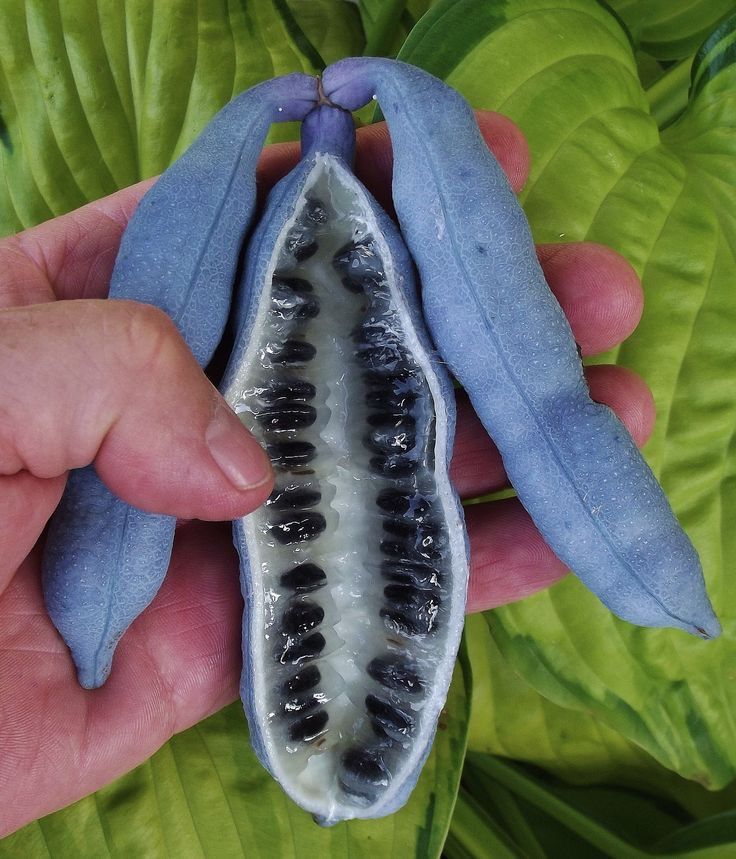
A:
0 116 651 835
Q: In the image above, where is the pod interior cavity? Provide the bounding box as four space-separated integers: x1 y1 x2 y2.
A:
223 150 468 824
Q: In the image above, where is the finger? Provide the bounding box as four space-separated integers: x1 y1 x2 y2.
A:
354 111 530 214
0 522 242 837
0 473 65 595
0 300 273 519
538 242 643 355
464 498 568 613
451 363 656 499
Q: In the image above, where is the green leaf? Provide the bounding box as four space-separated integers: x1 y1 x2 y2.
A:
1 657 469 857
400 0 736 793
606 0 734 60
0 0 361 235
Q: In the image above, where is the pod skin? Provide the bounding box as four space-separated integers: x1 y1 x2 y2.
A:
42 74 319 689
322 58 719 638
220 104 469 823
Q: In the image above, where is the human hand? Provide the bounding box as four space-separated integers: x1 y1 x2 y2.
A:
0 113 650 836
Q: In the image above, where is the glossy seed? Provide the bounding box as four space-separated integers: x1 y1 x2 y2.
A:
266 441 316 468
366 420 416 454
283 693 320 716
280 632 326 664
273 275 314 292
256 402 317 431
268 340 316 365
380 606 435 637
376 489 431 518
279 562 327 592
282 601 325 635
334 238 384 292
366 694 414 742
370 455 418 478
366 410 411 428
363 368 416 385
286 227 319 262
259 379 316 403
339 748 390 802
355 344 406 372
380 536 440 563
304 196 329 225
270 281 320 320
282 665 322 695
381 561 440 589
365 386 418 410
270 512 326 544
267 485 322 510
367 655 424 694
289 709 328 742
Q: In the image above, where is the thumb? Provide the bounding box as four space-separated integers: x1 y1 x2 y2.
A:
0 299 273 520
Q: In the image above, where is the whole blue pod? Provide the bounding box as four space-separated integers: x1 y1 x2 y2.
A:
42 74 319 689
322 58 719 638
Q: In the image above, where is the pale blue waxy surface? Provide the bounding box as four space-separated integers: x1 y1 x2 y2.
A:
322 57 720 639
42 74 320 689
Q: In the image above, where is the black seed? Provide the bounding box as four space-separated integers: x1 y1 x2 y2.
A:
286 228 319 262
282 665 321 695
339 748 390 802
279 562 327 592
270 512 326 544
352 322 396 346
382 519 440 546
376 489 431 518
380 534 440 563
268 340 316 365
289 709 328 742
381 586 440 636
366 420 416 454
282 601 324 636
273 275 314 292
366 694 414 742
256 403 317 431
355 344 407 372
334 237 384 292
280 632 326 664
266 441 316 468
365 386 418 410
267 485 322 511
304 197 329 225
363 367 416 385
367 656 424 694
370 455 418 478
270 281 320 320
260 379 316 403
366 410 411 427
283 693 320 716
380 606 435 637
381 561 440 589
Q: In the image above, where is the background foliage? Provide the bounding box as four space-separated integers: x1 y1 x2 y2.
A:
1 0 735 855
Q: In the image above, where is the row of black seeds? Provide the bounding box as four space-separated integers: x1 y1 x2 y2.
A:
328 236 440 805
259 210 332 748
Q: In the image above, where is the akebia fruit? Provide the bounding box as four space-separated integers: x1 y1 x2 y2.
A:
41 58 719 823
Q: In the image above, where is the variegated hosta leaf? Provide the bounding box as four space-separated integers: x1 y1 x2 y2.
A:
607 0 734 60
0 0 363 235
0 661 468 857
401 0 736 790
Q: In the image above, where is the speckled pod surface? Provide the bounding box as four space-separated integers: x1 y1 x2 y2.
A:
41 58 718 821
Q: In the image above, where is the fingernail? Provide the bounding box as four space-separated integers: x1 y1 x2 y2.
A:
205 405 272 491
